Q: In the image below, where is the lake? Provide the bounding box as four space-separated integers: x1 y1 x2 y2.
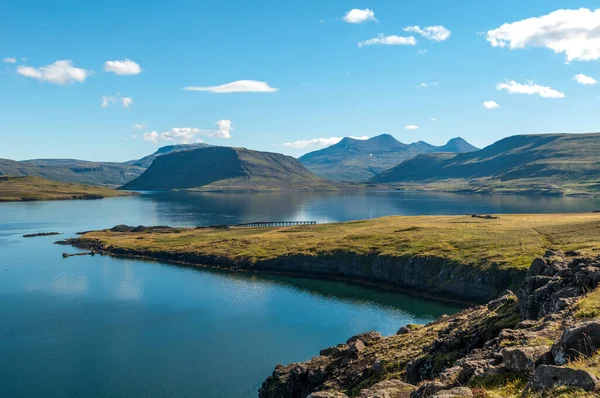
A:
2 190 599 397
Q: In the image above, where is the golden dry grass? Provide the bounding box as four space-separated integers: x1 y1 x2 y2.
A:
82 213 600 270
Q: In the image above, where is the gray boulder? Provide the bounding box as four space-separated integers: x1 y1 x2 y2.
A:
531 365 600 392
552 321 600 364
501 346 550 373
431 387 473 397
347 331 382 346
308 392 349 398
359 379 415 398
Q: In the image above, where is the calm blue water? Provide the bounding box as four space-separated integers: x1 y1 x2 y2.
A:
1 191 599 397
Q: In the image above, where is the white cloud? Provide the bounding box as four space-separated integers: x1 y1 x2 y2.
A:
431 117 437 121
143 128 206 144
486 8 600 62
3 57 16 64
103 59 141 75
143 121 233 144
496 80 565 98
417 82 438 88
417 49 427 55
404 25 451 42
404 125 420 130
212 119 232 138
101 94 133 108
17 60 89 85
283 136 368 150
358 34 416 47
183 80 278 93
483 101 500 109
121 97 133 108
132 123 147 129
343 8 377 24
573 73 598 85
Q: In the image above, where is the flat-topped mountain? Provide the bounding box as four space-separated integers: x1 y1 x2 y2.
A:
126 143 212 168
1 158 145 187
299 134 478 181
371 133 600 195
121 146 342 192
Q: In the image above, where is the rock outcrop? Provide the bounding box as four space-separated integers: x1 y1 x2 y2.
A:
259 252 600 398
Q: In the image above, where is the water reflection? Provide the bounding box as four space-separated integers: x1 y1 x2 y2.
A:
141 190 600 227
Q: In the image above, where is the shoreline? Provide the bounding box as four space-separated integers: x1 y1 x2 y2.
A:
62 237 523 306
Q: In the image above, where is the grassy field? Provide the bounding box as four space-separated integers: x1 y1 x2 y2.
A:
0 176 135 202
80 213 600 270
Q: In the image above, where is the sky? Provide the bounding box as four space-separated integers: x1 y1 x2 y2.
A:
1 0 600 162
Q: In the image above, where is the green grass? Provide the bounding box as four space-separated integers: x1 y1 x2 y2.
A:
575 289 600 319
81 213 600 271
0 176 134 202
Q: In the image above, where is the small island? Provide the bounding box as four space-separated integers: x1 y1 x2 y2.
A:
0 176 136 202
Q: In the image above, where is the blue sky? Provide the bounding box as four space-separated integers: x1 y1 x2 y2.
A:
1 0 600 161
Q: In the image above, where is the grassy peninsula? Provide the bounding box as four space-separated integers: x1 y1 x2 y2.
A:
67 213 600 302
0 176 135 202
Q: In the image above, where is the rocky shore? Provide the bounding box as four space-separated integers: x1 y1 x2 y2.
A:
259 251 600 397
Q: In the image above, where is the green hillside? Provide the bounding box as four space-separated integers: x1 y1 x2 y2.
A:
0 176 134 202
121 146 344 192
371 133 600 196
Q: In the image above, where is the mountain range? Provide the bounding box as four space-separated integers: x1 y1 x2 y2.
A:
298 134 478 181
122 146 342 192
371 133 600 195
3 133 600 196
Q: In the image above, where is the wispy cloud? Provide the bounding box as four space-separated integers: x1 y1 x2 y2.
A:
183 80 278 93
132 124 147 129
496 80 565 98
358 34 416 47
143 120 233 144
404 25 451 42
573 73 597 85
101 94 133 109
483 101 500 109
486 8 600 62
104 59 141 75
343 8 377 24
404 125 420 130
17 60 90 85
284 136 368 150
3 57 16 64
417 82 438 88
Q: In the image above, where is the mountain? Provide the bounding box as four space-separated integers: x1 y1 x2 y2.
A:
371 133 600 195
127 143 211 168
436 137 479 153
121 146 343 192
10 159 145 187
298 134 478 181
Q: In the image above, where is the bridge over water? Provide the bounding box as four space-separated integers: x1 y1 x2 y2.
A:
236 221 317 228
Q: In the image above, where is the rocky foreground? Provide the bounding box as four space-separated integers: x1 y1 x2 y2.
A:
259 251 600 397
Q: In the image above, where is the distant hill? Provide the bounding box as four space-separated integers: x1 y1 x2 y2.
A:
0 176 133 202
122 146 343 192
298 134 478 181
126 143 212 168
371 133 600 196
8 159 145 187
